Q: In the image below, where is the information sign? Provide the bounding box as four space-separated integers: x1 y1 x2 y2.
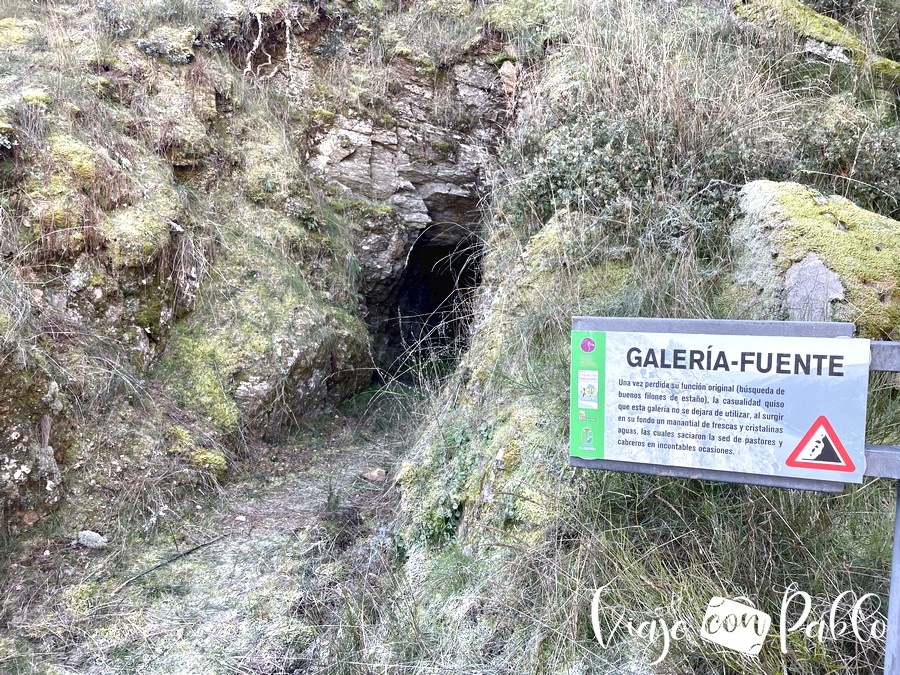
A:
570 325 870 483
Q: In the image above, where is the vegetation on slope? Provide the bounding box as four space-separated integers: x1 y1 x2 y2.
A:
362 0 900 673
0 0 898 672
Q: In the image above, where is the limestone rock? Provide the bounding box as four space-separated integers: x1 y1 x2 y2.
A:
134 26 198 65
499 60 518 98
783 252 844 322
310 60 504 233
72 530 108 549
362 468 386 482
310 59 507 370
729 180 900 338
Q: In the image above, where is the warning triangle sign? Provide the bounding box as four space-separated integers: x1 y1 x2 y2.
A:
786 416 855 473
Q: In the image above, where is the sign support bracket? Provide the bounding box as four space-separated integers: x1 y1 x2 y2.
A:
887 479 900 674
864 442 900 675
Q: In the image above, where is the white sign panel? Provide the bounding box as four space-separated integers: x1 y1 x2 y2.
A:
570 330 871 483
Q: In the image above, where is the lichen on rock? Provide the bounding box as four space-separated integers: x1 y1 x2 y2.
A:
134 26 198 65
729 180 900 338
735 0 900 87
0 17 39 48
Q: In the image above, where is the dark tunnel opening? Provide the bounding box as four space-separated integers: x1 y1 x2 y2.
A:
378 224 482 381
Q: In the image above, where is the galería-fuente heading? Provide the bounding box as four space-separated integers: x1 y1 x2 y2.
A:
625 347 845 377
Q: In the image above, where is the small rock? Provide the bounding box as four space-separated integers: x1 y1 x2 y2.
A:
72 530 108 549
21 511 41 527
499 60 518 97
362 468 386 482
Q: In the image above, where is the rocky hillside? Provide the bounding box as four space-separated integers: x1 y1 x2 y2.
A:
380 0 900 673
0 0 899 672
0 0 514 535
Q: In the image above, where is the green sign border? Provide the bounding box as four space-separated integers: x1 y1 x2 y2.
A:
570 330 606 459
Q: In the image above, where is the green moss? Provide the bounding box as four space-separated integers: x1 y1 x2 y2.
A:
22 173 90 255
431 138 458 158
871 56 900 87
311 108 336 125
766 182 899 338
60 581 102 613
735 0 900 87
98 180 178 267
157 328 241 431
169 424 193 447
155 211 369 433
85 74 116 99
736 0 864 51
425 0 471 18
21 88 52 108
134 294 163 337
242 130 300 208
375 112 398 128
490 49 518 67
191 448 227 478
49 133 97 182
0 17 38 47
327 195 398 221
100 207 171 267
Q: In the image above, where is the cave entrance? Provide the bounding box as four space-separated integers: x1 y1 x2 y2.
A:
382 223 482 381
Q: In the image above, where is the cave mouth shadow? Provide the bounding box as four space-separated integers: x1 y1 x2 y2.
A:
380 226 482 384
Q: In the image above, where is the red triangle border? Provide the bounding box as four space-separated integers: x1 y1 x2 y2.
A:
786 415 855 473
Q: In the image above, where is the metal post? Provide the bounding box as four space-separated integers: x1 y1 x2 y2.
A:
887 481 900 675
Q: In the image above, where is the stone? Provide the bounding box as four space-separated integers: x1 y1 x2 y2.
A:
784 252 844 322
72 530 108 549
362 468 386 482
728 180 900 339
735 0 900 88
499 59 518 97
134 26 198 65
310 60 502 231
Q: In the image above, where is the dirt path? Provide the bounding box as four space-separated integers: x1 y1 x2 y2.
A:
1 395 416 674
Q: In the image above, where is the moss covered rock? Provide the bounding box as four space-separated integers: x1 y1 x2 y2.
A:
156 206 372 436
100 204 174 268
168 425 227 479
134 26 198 65
736 0 900 87
0 17 39 48
728 180 900 338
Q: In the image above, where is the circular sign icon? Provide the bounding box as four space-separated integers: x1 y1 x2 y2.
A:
580 337 596 353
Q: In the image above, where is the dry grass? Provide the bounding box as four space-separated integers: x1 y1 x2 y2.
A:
338 1 900 673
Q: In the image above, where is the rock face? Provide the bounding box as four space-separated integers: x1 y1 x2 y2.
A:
311 62 500 230
730 180 900 338
0 0 513 530
311 60 507 369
